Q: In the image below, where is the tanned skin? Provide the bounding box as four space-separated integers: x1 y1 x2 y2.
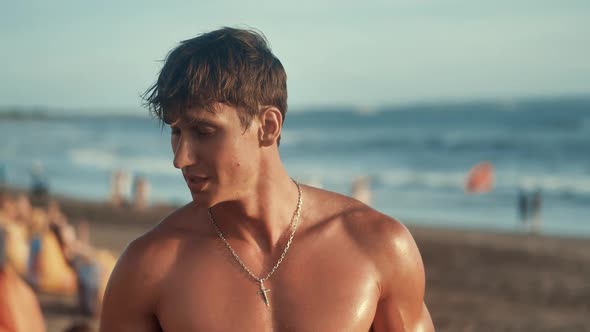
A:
99 103 434 332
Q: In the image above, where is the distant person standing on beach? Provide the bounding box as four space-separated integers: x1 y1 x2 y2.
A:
99 27 433 331
109 170 128 207
131 175 150 210
352 175 372 205
0 163 6 191
530 189 543 234
30 161 49 205
518 187 529 227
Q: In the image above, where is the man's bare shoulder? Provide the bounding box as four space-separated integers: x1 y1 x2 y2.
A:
304 185 421 277
113 202 207 283
155 201 211 236
100 203 213 331
304 184 409 241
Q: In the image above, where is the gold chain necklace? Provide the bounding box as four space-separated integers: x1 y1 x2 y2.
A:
207 180 303 307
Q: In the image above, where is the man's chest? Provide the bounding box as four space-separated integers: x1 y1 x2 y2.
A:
155 243 380 331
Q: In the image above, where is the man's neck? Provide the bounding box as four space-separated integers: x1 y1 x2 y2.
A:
208 167 301 254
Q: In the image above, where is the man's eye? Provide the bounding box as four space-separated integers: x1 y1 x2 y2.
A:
195 127 215 137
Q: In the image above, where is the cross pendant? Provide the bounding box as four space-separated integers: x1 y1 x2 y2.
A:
258 280 271 307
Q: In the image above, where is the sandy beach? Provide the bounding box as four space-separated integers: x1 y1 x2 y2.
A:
22 193 590 332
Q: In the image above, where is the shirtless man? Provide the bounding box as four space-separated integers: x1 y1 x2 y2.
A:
99 27 434 332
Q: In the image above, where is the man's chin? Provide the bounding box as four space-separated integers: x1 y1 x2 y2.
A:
190 191 215 208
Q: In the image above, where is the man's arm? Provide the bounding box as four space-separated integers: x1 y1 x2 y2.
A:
99 234 166 332
371 220 434 332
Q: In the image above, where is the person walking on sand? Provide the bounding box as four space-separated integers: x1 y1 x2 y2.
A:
99 27 433 332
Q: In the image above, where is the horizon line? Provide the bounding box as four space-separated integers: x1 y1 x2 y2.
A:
1 93 589 116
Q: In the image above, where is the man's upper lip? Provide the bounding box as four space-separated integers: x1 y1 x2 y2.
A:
185 175 208 182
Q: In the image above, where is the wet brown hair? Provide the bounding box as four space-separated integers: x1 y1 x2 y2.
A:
143 27 288 144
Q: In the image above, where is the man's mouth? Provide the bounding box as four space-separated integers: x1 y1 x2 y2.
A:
185 175 209 191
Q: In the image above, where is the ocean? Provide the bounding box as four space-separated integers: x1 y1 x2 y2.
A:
1 97 589 237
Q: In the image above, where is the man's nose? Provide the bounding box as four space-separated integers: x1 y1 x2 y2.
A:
172 135 197 169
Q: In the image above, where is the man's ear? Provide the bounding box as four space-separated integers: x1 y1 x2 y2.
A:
258 106 283 147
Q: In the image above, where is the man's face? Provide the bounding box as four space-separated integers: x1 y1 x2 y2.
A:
168 103 261 207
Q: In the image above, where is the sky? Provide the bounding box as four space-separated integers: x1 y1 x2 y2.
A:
1 0 589 112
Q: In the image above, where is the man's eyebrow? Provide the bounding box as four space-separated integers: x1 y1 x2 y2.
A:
168 112 217 127
186 116 218 126
165 113 218 127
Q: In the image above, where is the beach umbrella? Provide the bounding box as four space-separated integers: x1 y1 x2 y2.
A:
465 161 494 194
